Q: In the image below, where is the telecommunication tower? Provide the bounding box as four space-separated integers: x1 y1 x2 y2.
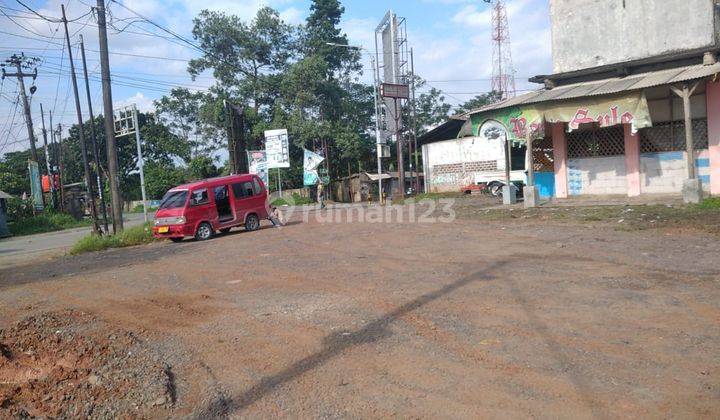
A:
485 0 516 100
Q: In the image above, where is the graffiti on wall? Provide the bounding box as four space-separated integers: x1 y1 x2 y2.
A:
470 92 653 141
568 106 634 131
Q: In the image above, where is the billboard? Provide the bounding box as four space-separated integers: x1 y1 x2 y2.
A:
28 160 43 210
303 148 325 186
247 150 269 187
377 10 403 140
264 129 290 168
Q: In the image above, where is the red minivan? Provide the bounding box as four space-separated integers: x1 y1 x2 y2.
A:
152 174 269 242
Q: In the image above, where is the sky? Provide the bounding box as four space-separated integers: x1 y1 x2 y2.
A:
0 0 552 155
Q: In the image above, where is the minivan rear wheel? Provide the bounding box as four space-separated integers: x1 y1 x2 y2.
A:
195 222 214 241
245 214 260 231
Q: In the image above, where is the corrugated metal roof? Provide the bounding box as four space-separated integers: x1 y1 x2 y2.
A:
467 62 720 116
0 190 12 199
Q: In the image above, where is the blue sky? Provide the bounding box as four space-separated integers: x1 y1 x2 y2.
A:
0 0 552 154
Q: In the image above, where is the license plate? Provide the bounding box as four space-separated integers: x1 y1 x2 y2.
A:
158 226 169 233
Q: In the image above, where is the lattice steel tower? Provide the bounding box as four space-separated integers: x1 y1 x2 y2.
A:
485 0 516 100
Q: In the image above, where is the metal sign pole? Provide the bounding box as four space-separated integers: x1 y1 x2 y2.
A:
131 106 148 223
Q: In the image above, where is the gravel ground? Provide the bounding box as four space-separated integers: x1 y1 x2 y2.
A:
0 201 718 418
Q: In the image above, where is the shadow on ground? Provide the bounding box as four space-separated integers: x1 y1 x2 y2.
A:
193 260 509 418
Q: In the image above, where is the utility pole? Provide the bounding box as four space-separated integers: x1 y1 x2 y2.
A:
39 103 56 209
56 123 66 210
80 35 109 233
131 106 149 223
49 110 60 210
97 0 123 232
1 54 40 165
62 4 100 234
410 48 420 193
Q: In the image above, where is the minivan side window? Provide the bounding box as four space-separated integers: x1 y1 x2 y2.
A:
190 188 209 206
243 181 254 197
231 181 255 198
253 178 263 195
231 183 244 199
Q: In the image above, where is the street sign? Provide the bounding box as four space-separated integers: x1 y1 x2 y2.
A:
264 129 290 168
247 150 269 186
113 105 137 136
28 160 43 210
380 83 410 99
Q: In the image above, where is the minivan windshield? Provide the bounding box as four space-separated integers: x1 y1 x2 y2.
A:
159 190 188 209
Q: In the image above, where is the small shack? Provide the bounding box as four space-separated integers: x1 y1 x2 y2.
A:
0 190 12 238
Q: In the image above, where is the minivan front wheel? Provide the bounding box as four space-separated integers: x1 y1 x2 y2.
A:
245 214 260 231
195 222 214 241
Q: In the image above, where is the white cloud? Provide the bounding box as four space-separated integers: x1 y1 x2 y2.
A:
115 92 155 113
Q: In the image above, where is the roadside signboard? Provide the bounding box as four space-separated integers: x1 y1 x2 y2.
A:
28 160 43 210
303 149 325 186
264 129 290 168
380 83 410 99
247 150 269 187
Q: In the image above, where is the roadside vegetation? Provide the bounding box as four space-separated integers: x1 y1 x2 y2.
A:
395 192 465 205
70 223 157 255
462 197 720 234
271 193 315 207
6 200 90 236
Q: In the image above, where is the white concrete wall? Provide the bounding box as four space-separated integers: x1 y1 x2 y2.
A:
640 150 711 193
423 136 508 192
550 0 717 73
567 156 627 195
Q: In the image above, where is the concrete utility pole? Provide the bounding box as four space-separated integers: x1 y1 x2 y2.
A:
131 106 149 223
96 0 123 232
56 123 66 210
49 110 60 210
62 4 100 235
1 54 40 165
39 103 56 209
79 35 109 233
410 48 419 193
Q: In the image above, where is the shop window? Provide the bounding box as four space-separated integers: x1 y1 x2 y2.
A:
567 125 625 158
639 119 708 153
531 137 554 172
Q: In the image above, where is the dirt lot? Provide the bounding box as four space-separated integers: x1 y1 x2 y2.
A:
1 200 719 418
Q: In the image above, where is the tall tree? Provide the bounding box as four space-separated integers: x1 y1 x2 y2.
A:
455 91 503 114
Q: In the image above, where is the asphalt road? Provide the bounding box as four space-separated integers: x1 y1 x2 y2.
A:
0 213 147 268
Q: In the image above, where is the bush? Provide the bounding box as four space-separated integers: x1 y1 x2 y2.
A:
8 212 89 236
70 223 157 255
271 193 314 207
695 197 720 210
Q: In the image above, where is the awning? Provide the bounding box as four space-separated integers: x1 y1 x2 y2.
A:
471 91 652 143
365 173 392 181
466 62 720 116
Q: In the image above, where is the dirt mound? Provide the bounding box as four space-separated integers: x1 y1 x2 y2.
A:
0 310 175 418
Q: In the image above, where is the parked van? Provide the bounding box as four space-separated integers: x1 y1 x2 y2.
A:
152 174 269 242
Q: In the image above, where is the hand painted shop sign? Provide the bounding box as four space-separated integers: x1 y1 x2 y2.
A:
470 92 652 142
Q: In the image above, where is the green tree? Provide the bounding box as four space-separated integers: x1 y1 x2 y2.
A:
455 91 503 114
406 77 452 135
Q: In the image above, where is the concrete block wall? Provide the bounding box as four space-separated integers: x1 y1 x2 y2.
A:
640 150 711 194
424 136 506 192
567 156 628 195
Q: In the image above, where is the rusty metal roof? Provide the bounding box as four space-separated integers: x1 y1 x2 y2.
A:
466 62 720 116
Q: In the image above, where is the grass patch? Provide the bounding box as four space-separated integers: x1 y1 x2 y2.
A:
271 193 314 207
70 223 157 255
394 192 465 205
694 197 720 210
8 213 91 236
462 202 720 234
